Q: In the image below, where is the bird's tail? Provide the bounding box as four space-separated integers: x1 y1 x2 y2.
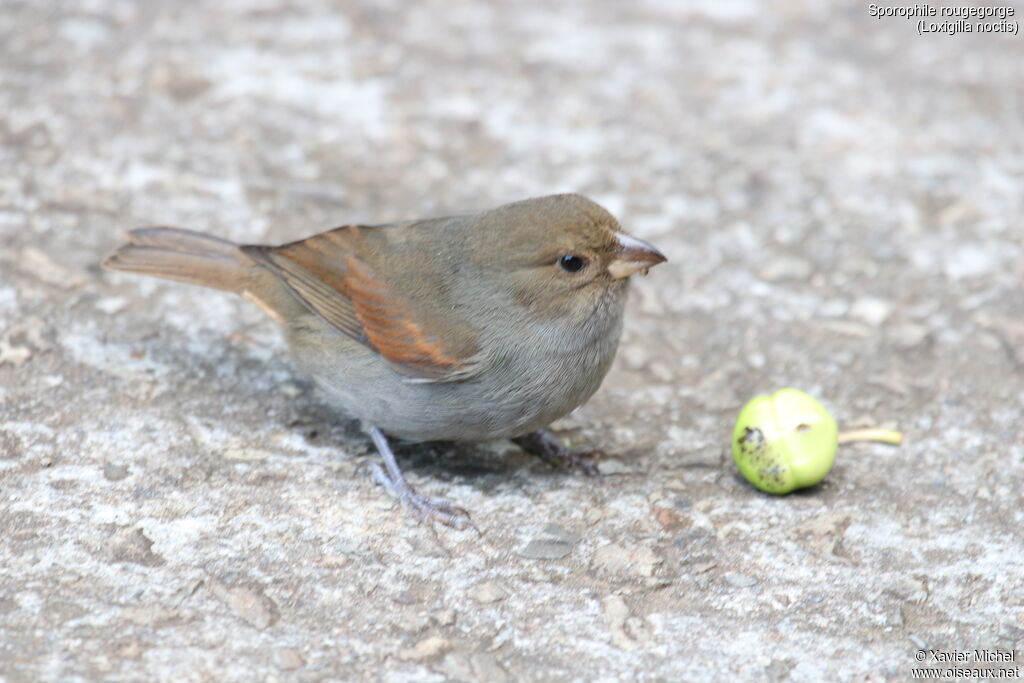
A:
102 227 296 322
103 227 255 293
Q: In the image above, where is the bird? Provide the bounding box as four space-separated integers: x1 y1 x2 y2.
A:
103 193 666 529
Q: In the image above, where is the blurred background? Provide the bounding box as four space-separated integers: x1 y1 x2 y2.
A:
1 1 1023 680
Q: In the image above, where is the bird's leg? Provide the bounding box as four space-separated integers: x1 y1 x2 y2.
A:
365 427 478 531
513 429 602 475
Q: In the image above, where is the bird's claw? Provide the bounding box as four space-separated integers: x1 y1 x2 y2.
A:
365 461 479 532
559 449 602 476
513 430 603 476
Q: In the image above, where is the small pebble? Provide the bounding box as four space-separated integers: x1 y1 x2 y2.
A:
440 653 475 680
94 296 127 315
652 507 688 530
103 463 130 481
0 341 31 365
468 582 507 604
272 648 305 670
765 659 796 680
470 653 508 682
945 244 992 280
599 459 633 475
21 247 86 288
542 524 580 543
758 255 813 282
208 581 279 630
724 572 758 588
887 577 928 603
432 609 456 627
398 636 450 661
592 543 661 578
817 298 849 318
518 539 573 560
850 297 892 326
622 345 648 370
649 362 674 382
221 444 273 461
602 595 652 651
889 322 929 348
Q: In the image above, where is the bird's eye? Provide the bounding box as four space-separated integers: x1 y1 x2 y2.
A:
558 254 587 273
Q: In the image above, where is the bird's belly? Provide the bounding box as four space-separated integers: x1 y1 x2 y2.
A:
287 320 616 442
312 360 602 442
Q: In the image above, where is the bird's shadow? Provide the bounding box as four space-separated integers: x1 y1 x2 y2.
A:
391 441 524 493
285 383 548 495
152 333 566 495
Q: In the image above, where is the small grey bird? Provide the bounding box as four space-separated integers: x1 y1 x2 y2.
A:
103 194 666 529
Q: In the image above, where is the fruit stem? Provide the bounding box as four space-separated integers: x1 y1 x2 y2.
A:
837 428 904 445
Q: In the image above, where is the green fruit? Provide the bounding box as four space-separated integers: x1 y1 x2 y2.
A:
732 388 838 494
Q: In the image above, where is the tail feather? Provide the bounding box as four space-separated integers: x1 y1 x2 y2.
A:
103 227 253 294
120 226 239 256
104 227 310 323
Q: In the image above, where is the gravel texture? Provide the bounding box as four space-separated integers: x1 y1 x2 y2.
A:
2 1 1023 680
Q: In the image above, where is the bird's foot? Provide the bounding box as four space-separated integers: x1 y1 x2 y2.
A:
513 429 602 475
366 427 478 532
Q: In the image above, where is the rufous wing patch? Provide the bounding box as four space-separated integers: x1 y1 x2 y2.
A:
242 228 367 344
342 255 479 381
243 226 480 382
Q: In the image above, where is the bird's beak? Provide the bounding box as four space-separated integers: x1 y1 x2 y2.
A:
607 233 667 280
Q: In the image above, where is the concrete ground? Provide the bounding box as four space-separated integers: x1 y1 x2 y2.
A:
2 1 1023 680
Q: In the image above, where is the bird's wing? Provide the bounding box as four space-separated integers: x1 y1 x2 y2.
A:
242 224 482 382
